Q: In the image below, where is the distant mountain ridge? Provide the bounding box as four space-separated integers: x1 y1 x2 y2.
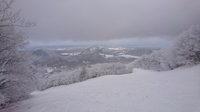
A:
32 46 155 68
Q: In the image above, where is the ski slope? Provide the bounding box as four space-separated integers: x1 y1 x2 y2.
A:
1 65 200 112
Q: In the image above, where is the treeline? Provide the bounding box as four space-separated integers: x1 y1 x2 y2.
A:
38 62 132 91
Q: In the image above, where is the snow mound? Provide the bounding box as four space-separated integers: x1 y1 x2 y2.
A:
1 65 200 112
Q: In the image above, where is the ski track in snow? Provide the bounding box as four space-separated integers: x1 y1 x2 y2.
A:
1 65 200 112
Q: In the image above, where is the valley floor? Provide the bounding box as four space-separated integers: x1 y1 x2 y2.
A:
1 65 200 112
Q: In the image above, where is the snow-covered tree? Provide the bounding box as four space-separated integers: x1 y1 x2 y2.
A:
128 50 164 71
79 66 87 81
128 25 200 71
172 25 200 66
0 0 36 106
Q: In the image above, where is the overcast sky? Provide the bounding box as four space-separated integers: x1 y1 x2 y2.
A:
13 0 200 46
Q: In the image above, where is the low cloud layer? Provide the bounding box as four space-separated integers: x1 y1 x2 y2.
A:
14 0 200 42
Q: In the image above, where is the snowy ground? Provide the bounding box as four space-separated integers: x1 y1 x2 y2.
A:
1 65 200 112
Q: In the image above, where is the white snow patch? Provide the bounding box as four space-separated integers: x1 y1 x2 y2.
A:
56 48 66 51
2 65 200 112
100 54 140 59
46 67 54 73
108 47 125 51
119 55 140 59
105 54 114 58
61 52 80 56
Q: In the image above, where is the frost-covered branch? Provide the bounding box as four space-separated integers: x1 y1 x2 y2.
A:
0 0 36 107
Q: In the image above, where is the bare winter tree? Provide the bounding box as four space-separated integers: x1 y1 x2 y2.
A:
0 0 36 107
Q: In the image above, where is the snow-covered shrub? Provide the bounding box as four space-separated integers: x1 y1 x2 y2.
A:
127 50 167 71
87 62 131 78
38 68 82 90
38 63 130 90
128 25 200 71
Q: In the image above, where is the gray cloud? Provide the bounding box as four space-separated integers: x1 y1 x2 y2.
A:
14 0 200 42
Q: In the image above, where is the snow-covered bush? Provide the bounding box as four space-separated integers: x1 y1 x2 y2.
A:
171 25 200 66
38 68 82 90
128 25 200 71
127 50 167 71
39 63 131 90
87 62 131 78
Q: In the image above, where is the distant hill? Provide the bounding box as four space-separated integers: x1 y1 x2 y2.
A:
32 46 156 68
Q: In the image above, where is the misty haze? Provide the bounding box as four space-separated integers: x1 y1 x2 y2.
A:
0 0 200 112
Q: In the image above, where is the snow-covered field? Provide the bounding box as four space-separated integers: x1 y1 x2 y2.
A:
1 65 200 112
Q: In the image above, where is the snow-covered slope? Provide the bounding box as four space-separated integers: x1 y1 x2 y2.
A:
2 65 200 112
